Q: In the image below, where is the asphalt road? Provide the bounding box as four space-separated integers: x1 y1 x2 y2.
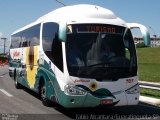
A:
0 66 160 120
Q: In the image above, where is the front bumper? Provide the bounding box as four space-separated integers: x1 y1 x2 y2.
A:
60 91 139 108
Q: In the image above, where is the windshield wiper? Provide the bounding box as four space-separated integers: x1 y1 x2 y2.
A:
76 63 110 78
87 62 110 67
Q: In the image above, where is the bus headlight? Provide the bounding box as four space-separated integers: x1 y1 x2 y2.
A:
126 84 140 94
64 85 87 96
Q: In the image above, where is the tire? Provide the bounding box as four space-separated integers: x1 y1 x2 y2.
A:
40 80 51 107
14 70 21 89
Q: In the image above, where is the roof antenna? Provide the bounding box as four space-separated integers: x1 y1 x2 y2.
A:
55 0 66 6
95 5 98 10
90 0 98 10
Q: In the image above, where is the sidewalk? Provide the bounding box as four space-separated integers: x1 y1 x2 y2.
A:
139 81 160 86
140 96 160 106
139 81 160 106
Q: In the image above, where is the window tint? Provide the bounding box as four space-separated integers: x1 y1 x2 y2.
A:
11 24 40 48
42 22 63 72
11 33 22 48
23 24 40 47
21 33 28 47
42 22 59 52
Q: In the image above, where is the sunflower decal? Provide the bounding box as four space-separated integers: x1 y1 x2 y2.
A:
89 82 98 91
26 46 39 88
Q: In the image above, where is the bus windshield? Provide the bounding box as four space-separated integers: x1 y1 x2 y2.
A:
66 24 137 81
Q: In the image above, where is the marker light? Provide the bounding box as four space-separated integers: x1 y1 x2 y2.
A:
126 84 140 94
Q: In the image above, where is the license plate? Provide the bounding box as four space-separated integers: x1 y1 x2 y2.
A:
100 99 113 105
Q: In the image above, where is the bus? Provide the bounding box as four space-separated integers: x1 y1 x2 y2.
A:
9 4 150 108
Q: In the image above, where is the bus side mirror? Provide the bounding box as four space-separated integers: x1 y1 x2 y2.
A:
58 21 67 42
127 23 151 46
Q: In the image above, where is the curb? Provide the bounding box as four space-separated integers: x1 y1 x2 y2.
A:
139 81 160 86
139 96 160 106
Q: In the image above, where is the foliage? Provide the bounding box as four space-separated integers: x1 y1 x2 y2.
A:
136 42 148 48
0 55 8 63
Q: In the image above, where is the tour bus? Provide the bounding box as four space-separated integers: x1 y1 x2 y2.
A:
9 4 150 108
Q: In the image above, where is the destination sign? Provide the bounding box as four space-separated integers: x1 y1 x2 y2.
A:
79 26 116 33
68 24 125 34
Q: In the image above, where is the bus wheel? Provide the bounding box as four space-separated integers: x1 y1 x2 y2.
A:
40 81 51 107
14 70 21 89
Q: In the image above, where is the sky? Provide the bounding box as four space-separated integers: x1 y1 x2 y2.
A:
0 0 160 52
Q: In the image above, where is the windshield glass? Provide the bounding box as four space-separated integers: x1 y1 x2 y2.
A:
66 24 137 81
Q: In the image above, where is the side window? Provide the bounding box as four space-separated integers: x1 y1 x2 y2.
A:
42 22 63 72
124 29 134 60
11 33 22 48
21 32 28 47
22 24 40 47
29 24 40 46
11 24 40 48
42 22 59 52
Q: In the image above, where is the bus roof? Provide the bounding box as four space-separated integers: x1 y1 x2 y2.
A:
12 4 127 35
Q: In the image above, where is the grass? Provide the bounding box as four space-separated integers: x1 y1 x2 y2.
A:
137 47 160 83
136 47 160 99
140 88 160 99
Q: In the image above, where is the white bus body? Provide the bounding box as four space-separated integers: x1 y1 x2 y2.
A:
9 4 150 108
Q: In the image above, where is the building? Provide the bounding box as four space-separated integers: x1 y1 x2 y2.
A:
134 36 160 47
